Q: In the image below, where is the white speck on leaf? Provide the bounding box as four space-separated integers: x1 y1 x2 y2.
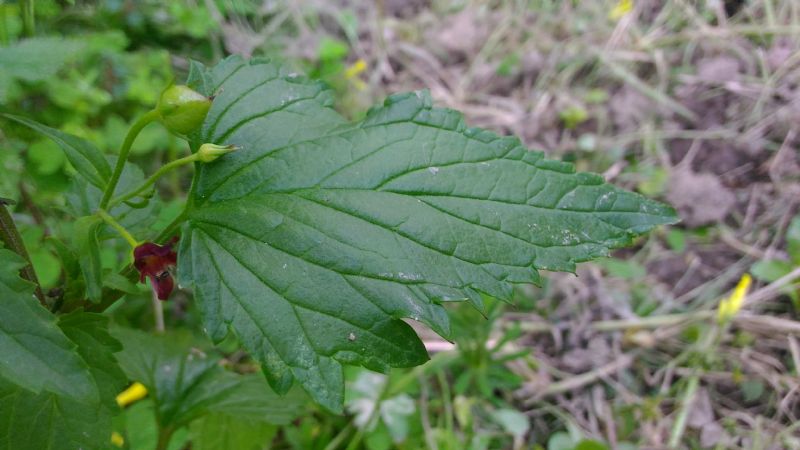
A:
348 332 356 341
428 167 439 175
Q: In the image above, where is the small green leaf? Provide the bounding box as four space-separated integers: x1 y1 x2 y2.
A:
74 216 104 303
346 371 415 442
751 259 792 283
741 379 764 403
574 440 610 450
548 432 577 450
318 37 349 61
490 408 530 438
560 105 589 129
2 114 111 189
180 56 678 413
665 228 686 252
0 249 98 404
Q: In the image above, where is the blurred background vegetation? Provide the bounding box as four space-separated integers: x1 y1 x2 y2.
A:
1 0 800 449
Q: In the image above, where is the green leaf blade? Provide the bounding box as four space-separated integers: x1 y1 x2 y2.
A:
1 114 111 189
0 256 125 450
0 250 99 404
73 216 104 303
180 58 678 413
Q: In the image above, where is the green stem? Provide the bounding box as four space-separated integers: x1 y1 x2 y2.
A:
108 153 199 209
99 110 160 209
155 426 174 450
668 374 700 448
96 209 139 249
0 199 45 305
322 422 355 450
80 204 189 314
0 5 9 45
21 0 34 37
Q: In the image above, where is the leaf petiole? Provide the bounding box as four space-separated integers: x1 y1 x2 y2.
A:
96 209 139 249
99 109 160 209
108 153 200 209
0 198 46 305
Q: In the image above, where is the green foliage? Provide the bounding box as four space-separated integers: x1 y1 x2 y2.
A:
4 113 112 189
190 413 278 450
113 328 306 429
0 5 677 444
179 56 676 413
0 37 81 102
0 250 98 403
0 250 126 449
750 214 800 307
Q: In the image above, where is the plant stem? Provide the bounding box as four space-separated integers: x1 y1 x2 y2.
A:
96 209 139 248
99 110 160 209
322 422 355 450
108 153 199 209
0 198 45 305
152 289 165 333
155 427 174 450
0 5 9 45
668 374 700 448
21 0 34 37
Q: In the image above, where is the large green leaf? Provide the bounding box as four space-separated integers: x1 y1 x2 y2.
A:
0 381 110 450
0 249 97 404
0 305 125 450
179 56 678 412
113 328 306 430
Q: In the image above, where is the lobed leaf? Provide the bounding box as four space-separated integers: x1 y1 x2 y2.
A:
179 56 678 412
0 249 98 403
0 253 125 450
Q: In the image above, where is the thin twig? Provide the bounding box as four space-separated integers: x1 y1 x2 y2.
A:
0 198 45 305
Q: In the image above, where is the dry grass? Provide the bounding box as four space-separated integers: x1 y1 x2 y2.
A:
213 0 800 447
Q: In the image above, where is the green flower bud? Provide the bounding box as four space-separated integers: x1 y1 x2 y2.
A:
156 85 212 135
197 143 238 163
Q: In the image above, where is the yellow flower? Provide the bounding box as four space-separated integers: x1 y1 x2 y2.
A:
717 274 752 323
344 59 367 79
344 59 368 91
110 431 125 447
116 382 148 407
609 0 633 20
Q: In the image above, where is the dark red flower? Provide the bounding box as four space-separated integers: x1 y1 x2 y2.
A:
133 236 178 300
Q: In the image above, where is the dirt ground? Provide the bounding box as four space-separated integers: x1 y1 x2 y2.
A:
209 1 800 447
